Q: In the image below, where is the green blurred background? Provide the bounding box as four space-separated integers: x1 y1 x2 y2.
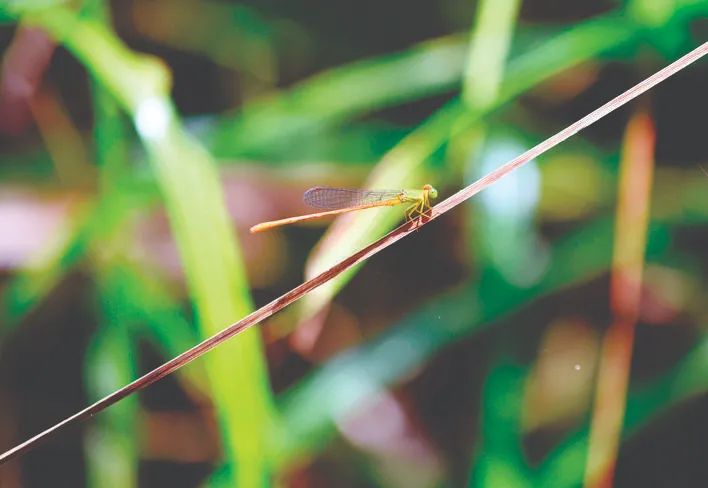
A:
0 0 706 486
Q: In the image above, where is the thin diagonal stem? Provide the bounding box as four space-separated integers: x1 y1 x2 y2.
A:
0 41 706 465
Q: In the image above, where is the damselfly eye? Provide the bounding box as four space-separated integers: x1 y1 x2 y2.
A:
426 185 438 199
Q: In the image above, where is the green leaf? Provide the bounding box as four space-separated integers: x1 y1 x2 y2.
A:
85 270 139 488
22 7 275 486
209 35 468 159
468 362 530 488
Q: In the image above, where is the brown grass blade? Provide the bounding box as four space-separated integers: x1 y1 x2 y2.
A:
584 110 656 488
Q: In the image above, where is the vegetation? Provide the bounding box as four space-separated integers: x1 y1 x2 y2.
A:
0 0 706 486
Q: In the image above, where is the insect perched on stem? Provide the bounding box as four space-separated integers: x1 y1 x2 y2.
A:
249 184 438 233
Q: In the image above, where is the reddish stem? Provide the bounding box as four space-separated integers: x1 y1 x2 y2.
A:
584 110 656 488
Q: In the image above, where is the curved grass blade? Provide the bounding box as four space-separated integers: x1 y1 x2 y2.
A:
210 35 468 159
20 7 275 486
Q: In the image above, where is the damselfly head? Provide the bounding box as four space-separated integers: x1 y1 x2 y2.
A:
423 184 438 199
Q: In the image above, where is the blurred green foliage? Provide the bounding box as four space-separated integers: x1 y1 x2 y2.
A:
0 0 707 487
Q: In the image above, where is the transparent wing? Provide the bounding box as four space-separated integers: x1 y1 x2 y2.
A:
303 187 403 210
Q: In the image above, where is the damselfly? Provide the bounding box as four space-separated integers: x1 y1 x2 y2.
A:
249 184 438 233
